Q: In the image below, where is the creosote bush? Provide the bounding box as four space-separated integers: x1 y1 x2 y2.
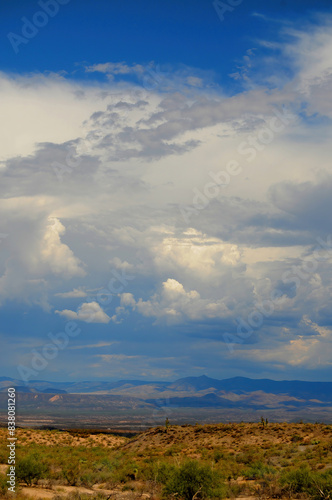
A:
16 454 49 486
0 475 8 496
242 461 276 480
62 462 81 486
163 460 225 499
281 466 332 499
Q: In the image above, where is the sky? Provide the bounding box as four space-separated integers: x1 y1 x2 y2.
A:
1 0 332 383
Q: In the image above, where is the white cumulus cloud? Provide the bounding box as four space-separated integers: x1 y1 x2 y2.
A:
119 278 229 323
40 218 86 277
55 301 111 323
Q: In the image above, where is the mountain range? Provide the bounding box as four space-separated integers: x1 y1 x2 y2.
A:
1 375 332 411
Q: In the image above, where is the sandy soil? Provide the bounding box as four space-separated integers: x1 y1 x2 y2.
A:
18 484 150 499
0 427 128 448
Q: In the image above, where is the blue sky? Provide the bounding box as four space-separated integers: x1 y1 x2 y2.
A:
1 0 332 383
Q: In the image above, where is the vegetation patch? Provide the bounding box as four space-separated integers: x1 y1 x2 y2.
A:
0 423 331 499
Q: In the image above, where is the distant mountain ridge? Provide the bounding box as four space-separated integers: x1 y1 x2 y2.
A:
1 375 332 406
1 375 332 427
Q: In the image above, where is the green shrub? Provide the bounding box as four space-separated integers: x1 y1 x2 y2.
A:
213 448 226 463
0 475 8 496
280 465 313 493
112 461 138 483
291 434 303 443
235 448 261 464
242 461 275 480
0 449 8 463
16 454 49 486
164 444 184 456
79 470 95 487
281 467 332 500
140 459 175 483
93 458 113 472
163 460 225 499
154 461 177 484
62 462 81 486
307 470 332 500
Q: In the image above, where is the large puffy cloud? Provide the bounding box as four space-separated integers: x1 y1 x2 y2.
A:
118 278 230 323
56 301 111 324
0 210 85 307
151 228 242 279
40 218 86 277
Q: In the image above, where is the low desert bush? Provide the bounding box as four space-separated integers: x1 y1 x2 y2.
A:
280 466 332 499
280 465 313 493
307 469 332 500
112 460 138 483
163 459 226 499
62 462 81 486
0 475 8 496
242 461 276 480
16 454 49 486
